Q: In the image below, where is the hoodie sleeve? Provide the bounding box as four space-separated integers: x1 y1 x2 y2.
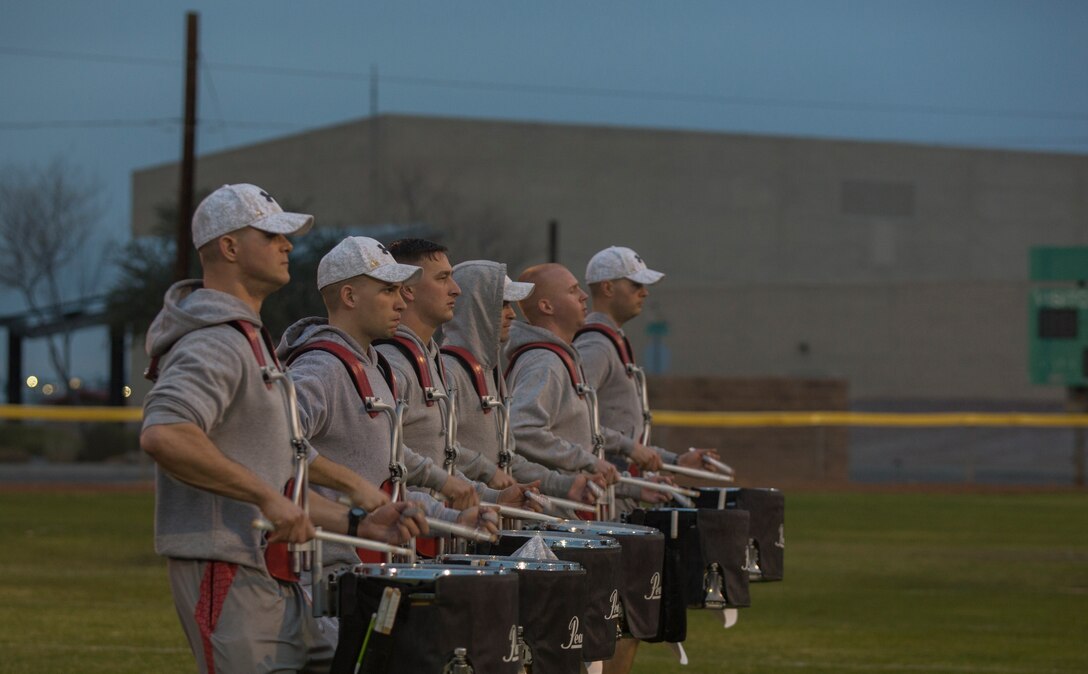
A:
453 440 499 483
403 445 450 492
285 357 331 444
577 337 636 458
143 327 244 431
508 359 598 473
405 490 461 522
509 453 577 498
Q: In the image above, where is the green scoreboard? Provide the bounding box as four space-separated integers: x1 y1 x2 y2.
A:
1029 247 1088 386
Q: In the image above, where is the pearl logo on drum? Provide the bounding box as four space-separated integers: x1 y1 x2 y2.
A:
776 523 786 548
605 589 622 620
560 616 584 650
643 572 662 600
501 624 520 663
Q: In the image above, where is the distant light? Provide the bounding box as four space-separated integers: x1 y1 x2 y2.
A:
26 376 38 388
41 384 55 396
122 386 132 399
69 377 82 390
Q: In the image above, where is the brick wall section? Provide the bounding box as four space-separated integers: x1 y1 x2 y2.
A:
646 377 850 487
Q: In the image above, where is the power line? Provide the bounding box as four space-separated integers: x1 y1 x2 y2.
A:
0 118 300 131
4 44 1088 124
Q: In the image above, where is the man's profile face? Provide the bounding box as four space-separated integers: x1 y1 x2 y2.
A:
407 252 460 328
351 275 407 341
232 227 293 292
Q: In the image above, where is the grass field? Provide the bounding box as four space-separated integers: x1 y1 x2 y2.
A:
1 489 1085 673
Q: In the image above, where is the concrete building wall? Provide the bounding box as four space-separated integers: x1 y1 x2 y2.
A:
131 114 1088 402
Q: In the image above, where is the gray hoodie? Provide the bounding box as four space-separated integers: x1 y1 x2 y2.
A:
442 261 577 498
575 311 678 464
277 318 460 568
377 325 495 483
503 320 599 473
142 280 294 570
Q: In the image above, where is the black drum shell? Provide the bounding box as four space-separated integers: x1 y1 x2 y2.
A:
528 521 665 640
331 565 520 674
486 530 622 662
628 508 751 642
438 555 588 673
694 487 785 581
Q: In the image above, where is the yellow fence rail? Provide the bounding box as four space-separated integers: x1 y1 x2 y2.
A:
5 404 1088 428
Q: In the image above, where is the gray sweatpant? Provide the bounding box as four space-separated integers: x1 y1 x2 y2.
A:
167 558 336 674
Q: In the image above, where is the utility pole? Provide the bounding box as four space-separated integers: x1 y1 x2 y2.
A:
175 11 199 281
548 219 559 263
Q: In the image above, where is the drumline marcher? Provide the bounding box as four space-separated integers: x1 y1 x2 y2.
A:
573 246 726 673
275 237 500 602
503 262 672 670
440 259 603 511
575 245 723 478
139 185 427 674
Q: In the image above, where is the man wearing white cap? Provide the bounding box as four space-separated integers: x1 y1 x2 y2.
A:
140 185 426 673
575 246 722 674
576 246 721 475
440 260 603 506
277 237 499 632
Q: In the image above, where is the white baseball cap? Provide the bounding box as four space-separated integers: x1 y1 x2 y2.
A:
585 246 665 285
192 183 313 249
317 236 423 289
503 275 535 302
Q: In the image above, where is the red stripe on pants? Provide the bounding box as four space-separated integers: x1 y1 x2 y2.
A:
194 561 238 674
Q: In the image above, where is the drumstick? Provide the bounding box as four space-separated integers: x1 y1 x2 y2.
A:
618 475 700 498
659 462 734 483
252 518 414 557
699 453 736 476
480 502 563 522
525 490 597 514
424 518 499 543
335 496 498 542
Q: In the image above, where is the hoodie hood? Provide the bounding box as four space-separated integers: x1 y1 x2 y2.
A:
276 316 370 363
504 319 579 361
145 279 263 358
443 260 506 370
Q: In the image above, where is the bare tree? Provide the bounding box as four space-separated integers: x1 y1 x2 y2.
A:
383 163 532 272
0 158 106 391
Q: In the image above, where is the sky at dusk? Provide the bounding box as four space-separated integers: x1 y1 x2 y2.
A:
1 0 1086 390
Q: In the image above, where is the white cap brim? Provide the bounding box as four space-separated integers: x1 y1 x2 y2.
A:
250 211 314 239
503 278 535 302
366 263 423 285
627 268 664 285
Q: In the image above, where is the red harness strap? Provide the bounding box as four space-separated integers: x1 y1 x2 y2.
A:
145 320 280 389
504 342 585 398
375 335 447 406
576 323 635 375
284 340 397 418
440 345 495 414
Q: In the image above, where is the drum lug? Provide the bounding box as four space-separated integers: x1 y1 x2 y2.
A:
703 562 727 609
443 647 475 674
745 538 764 582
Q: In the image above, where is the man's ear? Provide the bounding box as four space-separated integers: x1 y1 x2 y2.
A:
218 234 238 262
339 282 355 309
400 285 415 303
538 298 554 316
600 280 615 298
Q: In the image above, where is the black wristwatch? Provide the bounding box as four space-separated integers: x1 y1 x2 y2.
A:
347 506 367 536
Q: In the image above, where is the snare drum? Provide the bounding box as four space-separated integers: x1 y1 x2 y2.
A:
330 563 519 674
529 520 664 640
694 487 785 581
627 507 751 643
485 530 623 662
441 554 587 673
